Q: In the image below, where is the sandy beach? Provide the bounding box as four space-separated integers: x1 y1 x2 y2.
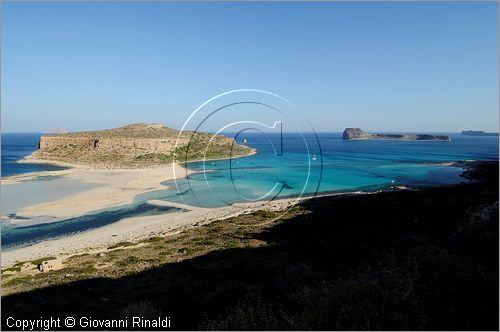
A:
3 160 190 220
1 197 301 266
1 159 302 266
0 157 475 267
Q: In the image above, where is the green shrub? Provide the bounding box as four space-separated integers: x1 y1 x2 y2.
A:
108 241 136 250
31 256 57 267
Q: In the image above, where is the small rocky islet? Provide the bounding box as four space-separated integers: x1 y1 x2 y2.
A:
343 128 451 141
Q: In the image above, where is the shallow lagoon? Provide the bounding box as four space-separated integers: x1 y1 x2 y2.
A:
1 132 498 248
158 132 497 207
1 177 103 217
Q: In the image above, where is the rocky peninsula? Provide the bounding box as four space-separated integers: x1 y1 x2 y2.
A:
343 128 451 141
461 130 499 137
23 123 254 168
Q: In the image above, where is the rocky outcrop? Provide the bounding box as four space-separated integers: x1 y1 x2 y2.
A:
37 135 181 154
461 130 499 137
342 128 367 140
343 128 450 141
25 123 254 168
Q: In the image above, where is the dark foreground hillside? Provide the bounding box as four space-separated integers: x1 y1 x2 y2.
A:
2 161 498 330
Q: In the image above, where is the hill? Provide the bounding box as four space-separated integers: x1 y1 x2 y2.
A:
24 123 254 168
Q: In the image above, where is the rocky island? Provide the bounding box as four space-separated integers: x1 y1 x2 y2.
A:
461 130 499 137
343 128 451 141
23 123 254 168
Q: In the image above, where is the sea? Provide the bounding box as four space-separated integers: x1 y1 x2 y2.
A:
1 132 498 248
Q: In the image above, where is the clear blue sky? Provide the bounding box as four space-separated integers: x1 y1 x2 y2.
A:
2 2 498 133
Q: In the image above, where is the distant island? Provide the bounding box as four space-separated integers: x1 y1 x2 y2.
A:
343 128 451 141
23 123 254 168
461 130 499 137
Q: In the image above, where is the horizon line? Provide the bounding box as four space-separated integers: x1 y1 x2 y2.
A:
2 130 498 134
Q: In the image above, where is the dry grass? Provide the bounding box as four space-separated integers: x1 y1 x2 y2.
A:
1 206 307 296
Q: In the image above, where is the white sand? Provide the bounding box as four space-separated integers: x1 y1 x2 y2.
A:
1 196 301 266
1 160 303 266
3 162 190 220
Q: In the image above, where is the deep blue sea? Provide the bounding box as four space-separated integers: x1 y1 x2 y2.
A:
1 132 498 248
1 133 68 177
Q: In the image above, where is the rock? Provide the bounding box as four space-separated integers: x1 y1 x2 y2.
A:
343 128 450 141
342 128 366 140
37 258 63 272
98 252 106 257
64 274 74 278
461 130 499 137
23 123 253 167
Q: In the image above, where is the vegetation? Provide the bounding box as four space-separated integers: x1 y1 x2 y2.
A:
27 123 254 168
107 241 137 250
1 266 22 274
30 256 57 267
1 162 498 330
134 153 171 163
172 132 253 162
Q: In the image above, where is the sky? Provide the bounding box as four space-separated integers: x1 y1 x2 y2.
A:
1 2 498 133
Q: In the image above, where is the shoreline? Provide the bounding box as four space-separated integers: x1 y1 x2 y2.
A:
17 146 257 171
173 146 258 165
2 164 192 221
0 159 489 267
2 160 497 330
0 196 301 266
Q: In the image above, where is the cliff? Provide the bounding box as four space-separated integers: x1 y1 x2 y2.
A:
24 123 254 168
343 128 451 141
461 130 499 137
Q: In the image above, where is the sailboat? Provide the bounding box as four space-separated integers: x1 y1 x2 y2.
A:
243 138 248 144
312 154 317 161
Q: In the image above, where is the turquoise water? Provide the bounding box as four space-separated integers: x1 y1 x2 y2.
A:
1 132 498 248
155 132 498 207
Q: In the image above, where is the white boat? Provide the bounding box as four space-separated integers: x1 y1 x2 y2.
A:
312 154 317 161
